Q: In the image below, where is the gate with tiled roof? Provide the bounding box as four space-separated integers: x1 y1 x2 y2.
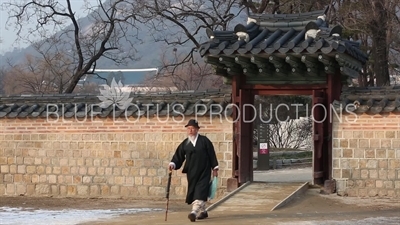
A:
199 7 368 190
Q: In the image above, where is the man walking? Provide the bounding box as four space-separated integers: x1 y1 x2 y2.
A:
168 119 219 222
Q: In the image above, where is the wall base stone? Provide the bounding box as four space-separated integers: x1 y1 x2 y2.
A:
322 179 336 194
335 179 348 196
227 178 238 192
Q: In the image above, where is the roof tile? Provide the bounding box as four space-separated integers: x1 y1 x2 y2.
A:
336 86 400 114
0 90 232 119
200 9 367 78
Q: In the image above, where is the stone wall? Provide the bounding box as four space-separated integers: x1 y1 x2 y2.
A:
0 116 232 199
332 113 400 197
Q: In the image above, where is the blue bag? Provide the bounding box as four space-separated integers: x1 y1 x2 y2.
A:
208 176 218 200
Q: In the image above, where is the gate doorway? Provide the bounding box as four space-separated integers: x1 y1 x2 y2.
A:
252 94 313 183
227 78 341 190
199 8 368 191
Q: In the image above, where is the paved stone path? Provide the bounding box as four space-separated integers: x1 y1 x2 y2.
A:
254 167 312 183
212 182 305 212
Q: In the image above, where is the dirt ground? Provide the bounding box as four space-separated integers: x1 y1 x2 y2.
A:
0 196 174 211
1 188 400 225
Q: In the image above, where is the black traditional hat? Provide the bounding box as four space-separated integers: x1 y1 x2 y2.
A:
185 119 200 128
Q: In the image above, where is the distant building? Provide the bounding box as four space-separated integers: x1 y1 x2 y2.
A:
102 85 178 93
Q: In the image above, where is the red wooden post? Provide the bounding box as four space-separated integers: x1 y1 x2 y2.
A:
312 89 325 185
238 88 254 184
227 75 241 191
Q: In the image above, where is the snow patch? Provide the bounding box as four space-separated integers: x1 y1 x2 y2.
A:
0 207 162 225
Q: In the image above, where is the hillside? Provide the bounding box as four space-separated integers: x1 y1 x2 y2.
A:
0 18 178 85
0 2 246 85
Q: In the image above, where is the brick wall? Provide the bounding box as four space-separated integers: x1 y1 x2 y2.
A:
332 113 400 197
0 116 233 199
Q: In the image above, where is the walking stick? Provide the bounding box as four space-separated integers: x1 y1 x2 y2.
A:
165 170 172 221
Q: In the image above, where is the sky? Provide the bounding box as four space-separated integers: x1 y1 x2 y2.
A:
0 0 90 54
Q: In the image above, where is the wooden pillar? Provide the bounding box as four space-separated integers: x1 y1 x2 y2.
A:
238 88 254 184
312 72 341 188
312 89 325 185
227 75 241 192
322 72 343 192
227 75 254 191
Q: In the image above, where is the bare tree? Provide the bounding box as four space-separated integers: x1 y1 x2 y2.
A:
268 118 313 149
135 0 331 87
74 81 101 95
253 95 312 149
2 54 62 94
332 0 398 86
135 0 243 84
368 0 392 86
2 0 141 93
142 48 225 91
0 67 5 94
241 0 331 14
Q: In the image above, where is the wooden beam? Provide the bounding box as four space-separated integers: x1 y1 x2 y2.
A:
285 55 306 70
205 56 225 67
335 53 363 71
227 67 244 76
324 65 337 74
301 55 324 69
243 68 260 76
251 56 274 74
243 83 327 90
253 89 314 95
269 55 292 76
340 66 359 79
219 56 243 76
307 67 324 76
318 54 334 65
258 68 272 75
269 55 286 68
245 80 326 85
214 67 228 76
286 55 307 77
235 56 259 76
219 55 237 67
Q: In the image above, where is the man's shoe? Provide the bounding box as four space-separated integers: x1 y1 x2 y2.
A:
188 212 196 222
197 211 208 220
